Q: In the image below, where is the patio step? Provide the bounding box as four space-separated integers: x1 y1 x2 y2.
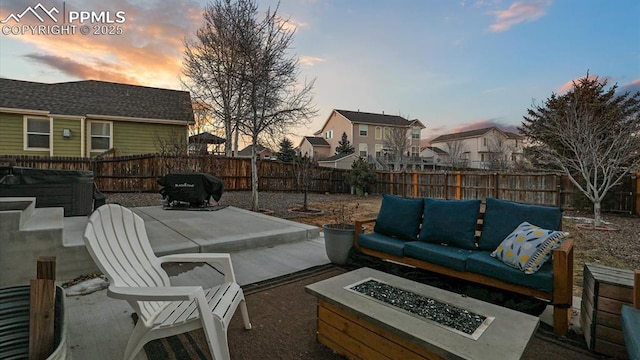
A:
0 197 36 231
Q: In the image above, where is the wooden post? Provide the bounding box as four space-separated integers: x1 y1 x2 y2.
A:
634 172 639 216
493 173 499 199
413 172 418 198
456 171 462 200
389 172 394 195
29 256 56 360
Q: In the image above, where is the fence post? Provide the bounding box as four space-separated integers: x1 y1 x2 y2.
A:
494 173 499 199
413 172 418 198
456 171 461 200
634 172 639 215
389 172 394 195
556 174 562 208
444 172 449 200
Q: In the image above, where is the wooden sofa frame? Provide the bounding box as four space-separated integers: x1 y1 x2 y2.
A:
354 214 575 337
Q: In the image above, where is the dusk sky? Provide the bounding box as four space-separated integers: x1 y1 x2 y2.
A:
1 0 638 145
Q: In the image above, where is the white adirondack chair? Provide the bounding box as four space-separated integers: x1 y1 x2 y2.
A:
83 204 251 360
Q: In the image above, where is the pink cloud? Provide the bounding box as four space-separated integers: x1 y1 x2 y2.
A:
557 74 610 93
299 56 325 66
489 0 551 32
2 0 203 89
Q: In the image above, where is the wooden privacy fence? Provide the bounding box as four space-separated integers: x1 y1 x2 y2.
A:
1 154 638 214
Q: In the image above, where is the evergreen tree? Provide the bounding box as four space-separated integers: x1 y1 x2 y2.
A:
335 132 355 155
277 138 296 162
519 73 640 226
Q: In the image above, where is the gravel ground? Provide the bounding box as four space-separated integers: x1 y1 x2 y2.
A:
106 191 640 271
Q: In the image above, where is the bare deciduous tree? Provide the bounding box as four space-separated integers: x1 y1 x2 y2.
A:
235 3 317 211
154 129 190 173
383 126 409 171
485 133 514 170
182 0 254 157
183 0 316 211
520 74 640 226
444 140 467 169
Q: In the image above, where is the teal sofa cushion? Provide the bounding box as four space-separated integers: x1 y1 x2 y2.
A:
621 305 640 360
374 194 423 240
466 251 553 293
418 198 480 250
404 241 477 272
358 233 406 257
478 198 562 251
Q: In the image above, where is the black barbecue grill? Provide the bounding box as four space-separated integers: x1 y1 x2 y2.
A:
157 173 223 208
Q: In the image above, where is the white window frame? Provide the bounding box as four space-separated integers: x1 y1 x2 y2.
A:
375 126 382 140
383 127 390 140
325 130 333 139
359 143 368 157
24 116 51 151
411 127 421 139
411 146 420 157
359 124 368 137
375 144 383 157
88 120 113 153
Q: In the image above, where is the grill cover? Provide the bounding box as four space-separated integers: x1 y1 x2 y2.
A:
157 173 223 206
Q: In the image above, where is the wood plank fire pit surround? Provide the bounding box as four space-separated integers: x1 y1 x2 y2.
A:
306 268 539 360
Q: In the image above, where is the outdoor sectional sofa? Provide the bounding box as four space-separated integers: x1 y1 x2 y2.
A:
354 194 574 336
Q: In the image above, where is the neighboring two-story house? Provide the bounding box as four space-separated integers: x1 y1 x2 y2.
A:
0 78 194 157
310 109 425 170
298 136 331 159
430 127 523 169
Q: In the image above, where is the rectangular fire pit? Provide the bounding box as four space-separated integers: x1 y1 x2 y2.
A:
306 267 539 360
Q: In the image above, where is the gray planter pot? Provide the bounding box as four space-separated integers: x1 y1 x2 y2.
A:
322 224 355 265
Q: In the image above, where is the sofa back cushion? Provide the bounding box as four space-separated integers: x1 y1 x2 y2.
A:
374 194 423 240
478 197 563 251
418 198 481 250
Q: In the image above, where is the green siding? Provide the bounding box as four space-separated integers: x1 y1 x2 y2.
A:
52 119 82 156
0 112 48 156
112 122 187 155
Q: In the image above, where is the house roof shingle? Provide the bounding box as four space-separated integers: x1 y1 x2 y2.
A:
303 136 330 146
430 126 523 143
189 132 226 144
318 152 355 162
335 109 416 127
237 144 269 157
0 78 194 123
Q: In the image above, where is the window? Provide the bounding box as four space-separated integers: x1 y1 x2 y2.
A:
383 127 390 140
25 117 50 149
411 127 420 139
482 137 487 146
359 124 368 136
325 130 333 139
90 121 112 152
375 144 383 157
375 127 382 140
481 153 487 162
359 143 368 157
411 146 420 157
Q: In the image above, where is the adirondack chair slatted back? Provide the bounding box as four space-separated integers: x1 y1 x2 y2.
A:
84 204 170 321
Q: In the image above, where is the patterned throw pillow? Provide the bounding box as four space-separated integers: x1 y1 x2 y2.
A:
491 222 569 274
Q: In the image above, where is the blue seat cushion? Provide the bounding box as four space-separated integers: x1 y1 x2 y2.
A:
621 305 640 360
418 198 480 250
404 241 477 272
358 233 406 257
478 198 563 251
466 251 553 293
374 194 424 240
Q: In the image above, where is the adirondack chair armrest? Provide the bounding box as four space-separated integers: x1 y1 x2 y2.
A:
159 253 237 283
107 285 204 302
